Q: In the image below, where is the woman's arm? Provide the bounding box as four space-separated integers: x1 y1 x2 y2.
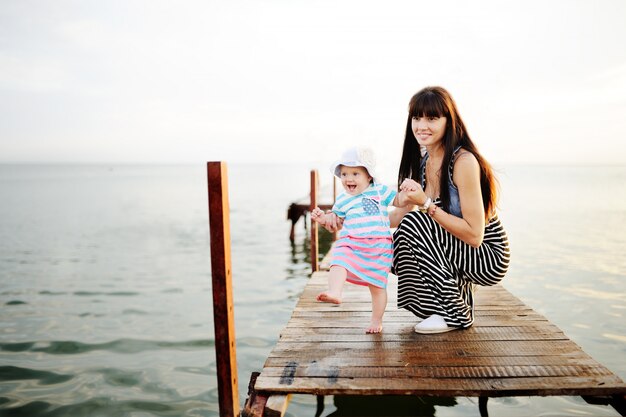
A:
430 152 485 247
389 204 414 228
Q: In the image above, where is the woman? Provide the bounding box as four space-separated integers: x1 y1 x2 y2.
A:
391 86 510 334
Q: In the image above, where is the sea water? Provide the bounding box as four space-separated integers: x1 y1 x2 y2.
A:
0 163 624 416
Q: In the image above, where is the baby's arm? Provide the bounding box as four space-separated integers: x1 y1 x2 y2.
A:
311 207 331 226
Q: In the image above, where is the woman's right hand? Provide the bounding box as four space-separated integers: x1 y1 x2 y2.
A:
321 212 343 232
400 178 421 192
400 179 429 206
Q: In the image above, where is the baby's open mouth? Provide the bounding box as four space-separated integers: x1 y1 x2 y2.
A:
347 184 357 192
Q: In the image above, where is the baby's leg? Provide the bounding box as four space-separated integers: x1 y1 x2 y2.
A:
316 266 346 304
366 285 387 334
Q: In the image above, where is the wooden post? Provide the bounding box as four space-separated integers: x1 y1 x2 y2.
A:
479 396 489 417
310 169 319 272
332 175 338 241
207 162 240 417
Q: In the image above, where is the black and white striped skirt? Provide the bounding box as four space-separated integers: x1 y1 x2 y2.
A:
392 211 510 328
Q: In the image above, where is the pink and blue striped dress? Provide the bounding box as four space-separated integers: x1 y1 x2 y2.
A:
331 183 397 289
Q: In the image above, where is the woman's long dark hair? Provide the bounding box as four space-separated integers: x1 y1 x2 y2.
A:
397 86 498 219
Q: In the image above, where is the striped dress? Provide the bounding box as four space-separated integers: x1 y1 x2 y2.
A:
392 156 511 328
331 183 397 289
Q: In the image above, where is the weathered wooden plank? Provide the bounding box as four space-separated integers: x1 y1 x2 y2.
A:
284 316 550 327
295 303 535 311
264 352 598 368
297 298 530 308
288 310 545 319
292 309 539 318
255 375 626 396
292 310 538 318
259 364 614 379
279 323 564 336
268 340 589 358
276 329 569 342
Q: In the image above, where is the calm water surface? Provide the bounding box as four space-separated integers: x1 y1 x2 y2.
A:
0 164 624 416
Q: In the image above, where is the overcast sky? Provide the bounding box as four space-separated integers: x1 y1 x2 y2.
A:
1 0 625 175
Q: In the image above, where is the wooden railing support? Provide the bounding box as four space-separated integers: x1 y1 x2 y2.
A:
310 169 319 272
315 395 325 417
583 394 626 416
207 162 240 417
332 176 338 241
479 396 489 417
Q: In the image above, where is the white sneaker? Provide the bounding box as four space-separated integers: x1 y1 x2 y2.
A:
414 314 455 334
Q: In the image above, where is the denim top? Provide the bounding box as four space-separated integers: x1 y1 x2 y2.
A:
419 147 463 218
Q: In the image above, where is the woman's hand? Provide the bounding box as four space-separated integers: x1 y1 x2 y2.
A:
321 212 343 232
397 179 428 207
400 178 420 192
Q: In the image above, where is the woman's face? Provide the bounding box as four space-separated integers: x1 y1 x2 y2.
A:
412 115 447 148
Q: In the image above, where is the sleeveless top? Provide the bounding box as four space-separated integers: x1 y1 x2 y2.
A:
418 146 463 218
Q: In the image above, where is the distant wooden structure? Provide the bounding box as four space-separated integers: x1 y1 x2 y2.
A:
207 164 626 417
286 170 336 243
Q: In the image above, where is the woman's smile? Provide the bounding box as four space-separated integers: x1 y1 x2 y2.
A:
412 116 447 146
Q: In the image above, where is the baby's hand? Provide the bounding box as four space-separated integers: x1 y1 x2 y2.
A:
310 207 327 225
400 178 421 192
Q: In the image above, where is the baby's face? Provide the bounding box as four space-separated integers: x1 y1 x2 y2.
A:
339 165 372 195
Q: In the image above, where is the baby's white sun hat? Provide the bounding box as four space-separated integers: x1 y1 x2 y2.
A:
330 146 378 183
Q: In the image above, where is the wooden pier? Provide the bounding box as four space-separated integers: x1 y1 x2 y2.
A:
244 264 626 416
207 164 626 417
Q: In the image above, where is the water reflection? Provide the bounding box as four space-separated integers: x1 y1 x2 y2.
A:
288 221 334 268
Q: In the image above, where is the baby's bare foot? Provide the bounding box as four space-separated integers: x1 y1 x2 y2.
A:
365 319 383 334
316 292 341 304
